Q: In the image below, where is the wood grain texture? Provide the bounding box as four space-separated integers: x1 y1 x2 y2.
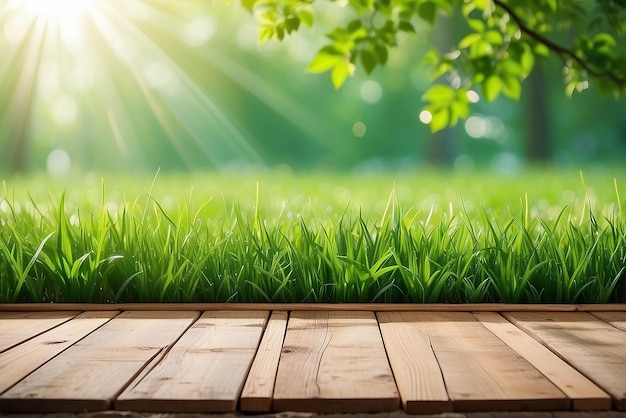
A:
377 311 452 414
0 311 198 413
505 311 626 411
592 311 626 332
410 312 568 412
0 311 79 353
240 311 288 412
116 311 268 412
272 311 399 413
0 311 117 395
473 311 611 411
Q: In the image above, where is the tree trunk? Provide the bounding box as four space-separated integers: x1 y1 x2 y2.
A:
525 66 551 162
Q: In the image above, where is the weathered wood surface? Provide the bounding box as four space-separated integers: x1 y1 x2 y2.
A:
240 311 288 412
116 311 268 412
592 311 626 332
405 312 569 412
1 307 625 415
0 311 117 394
473 312 611 411
272 311 399 413
505 312 626 411
0 311 80 352
377 311 452 414
0 311 198 412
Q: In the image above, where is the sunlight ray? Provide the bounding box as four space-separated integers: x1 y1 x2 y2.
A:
96 1 266 168
7 15 47 168
106 110 129 158
88 4 226 168
204 48 337 151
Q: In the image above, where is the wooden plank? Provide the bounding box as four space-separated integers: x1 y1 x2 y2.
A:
240 311 288 412
272 311 399 413
1 303 625 312
473 312 611 411
0 311 117 395
592 311 626 332
409 312 568 412
0 311 198 413
0 311 79 353
505 311 626 411
116 311 268 412
377 312 452 414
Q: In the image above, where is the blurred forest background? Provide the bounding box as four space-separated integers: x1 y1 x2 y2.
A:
1 0 625 176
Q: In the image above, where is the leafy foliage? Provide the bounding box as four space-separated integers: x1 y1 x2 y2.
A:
241 0 626 131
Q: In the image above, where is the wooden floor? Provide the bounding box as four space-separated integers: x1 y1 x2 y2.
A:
1 304 625 415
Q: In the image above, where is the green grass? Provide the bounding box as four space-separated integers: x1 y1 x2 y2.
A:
1 168 624 304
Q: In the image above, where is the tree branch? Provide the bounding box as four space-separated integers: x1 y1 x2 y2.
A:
493 0 626 86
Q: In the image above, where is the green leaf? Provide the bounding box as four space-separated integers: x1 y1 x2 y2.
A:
459 33 481 49
375 44 389 64
451 100 470 123
500 75 522 100
534 43 550 57
276 24 285 40
520 45 535 74
483 30 504 46
467 19 485 33
482 75 502 102
258 24 275 44
593 33 617 50
331 60 355 89
360 49 377 74
430 109 450 132
285 17 300 34
257 8 278 25
242 0 257 13
327 27 349 42
418 2 437 24
307 46 344 73
544 0 557 12
474 0 488 11
499 60 524 77
298 7 314 27
470 40 494 58
398 21 416 33
347 19 363 33
422 84 455 103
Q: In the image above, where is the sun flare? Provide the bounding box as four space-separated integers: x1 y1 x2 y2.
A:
3 0 98 47
21 0 95 20
1 0 267 172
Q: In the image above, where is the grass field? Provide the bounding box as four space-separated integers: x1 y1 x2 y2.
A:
1 167 624 304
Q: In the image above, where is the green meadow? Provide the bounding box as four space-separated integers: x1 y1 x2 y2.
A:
1 168 624 304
